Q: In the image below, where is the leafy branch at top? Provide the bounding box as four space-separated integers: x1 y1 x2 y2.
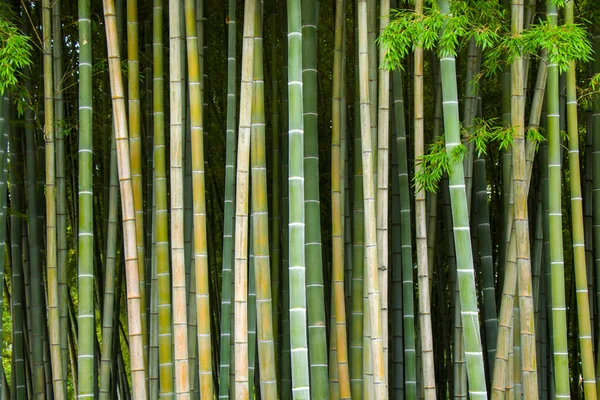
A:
0 6 33 95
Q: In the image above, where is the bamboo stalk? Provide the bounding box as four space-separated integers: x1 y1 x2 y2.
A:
102 0 148 395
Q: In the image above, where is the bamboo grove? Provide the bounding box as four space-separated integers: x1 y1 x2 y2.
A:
1 0 600 398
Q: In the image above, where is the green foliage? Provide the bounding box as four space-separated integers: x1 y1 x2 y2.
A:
467 117 513 156
483 20 592 76
379 0 504 70
578 73 600 109
414 135 466 192
0 7 33 95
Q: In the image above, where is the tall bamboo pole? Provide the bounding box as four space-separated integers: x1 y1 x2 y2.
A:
153 1 175 395
52 1 68 387
183 0 214 397
358 0 386 397
438 0 487 398
511 1 538 398
546 2 570 397
288 0 311 397
127 0 147 359
300 0 329 396
376 0 391 383
251 3 278 396
565 2 596 398
219 0 237 396
102 0 148 396
413 1 436 398
42 0 65 396
332 0 351 397
169 0 190 395
99 136 120 400
231 0 256 397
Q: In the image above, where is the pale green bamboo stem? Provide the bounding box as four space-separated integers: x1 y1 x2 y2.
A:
377 0 391 384
52 1 68 387
358 0 386 397
99 136 119 400
413 1 436 398
438 1 487 398
231 0 256 397
183 0 214 396
42 0 64 396
546 2 570 397
288 0 311 397
251 5 278 396
169 1 190 395
127 0 147 359
218 0 237 396
565 2 596 398
153 2 175 395
102 0 148 395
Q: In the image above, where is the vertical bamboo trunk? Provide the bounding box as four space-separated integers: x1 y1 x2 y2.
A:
127 0 147 360
332 0 351 397
300 1 329 397
437 1 487 398
169 0 190 395
219 0 237 396
102 0 148 396
250 3 278 396
52 1 69 387
287 0 311 398
0 93 7 398
183 0 214 397
358 0 386 398
593 26 600 396
152 2 175 395
565 2 596 398
42 0 64 396
231 0 255 397
546 2 570 398
392 69 417 400
9 111 26 399
376 0 390 384
99 136 120 400
413 1 436 398
510 1 538 398
351 46 365 400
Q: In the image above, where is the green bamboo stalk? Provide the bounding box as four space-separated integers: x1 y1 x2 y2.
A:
332 0 351 397
358 0 386 397
152 1 175 395
145 20 153 333
9 101 26 400
231 0 256 397
392 69 416 400
99 136 119 400
102 0 149 395
592 26 600 395
250 4 278 396
413 1 436 398
127 0 147 360
269 12 281 366
169 0 190 395
390 71 404 399
287 0 311 397
52 1 68 387
377 0 391 383
510 1 539 398
0 93 7 398
565 2 596 398
546 2 570 397
351 25 365 400
218 0 237 396
42 0 64 395
280 3 292 396
300 1 329 397
437 1 487 398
